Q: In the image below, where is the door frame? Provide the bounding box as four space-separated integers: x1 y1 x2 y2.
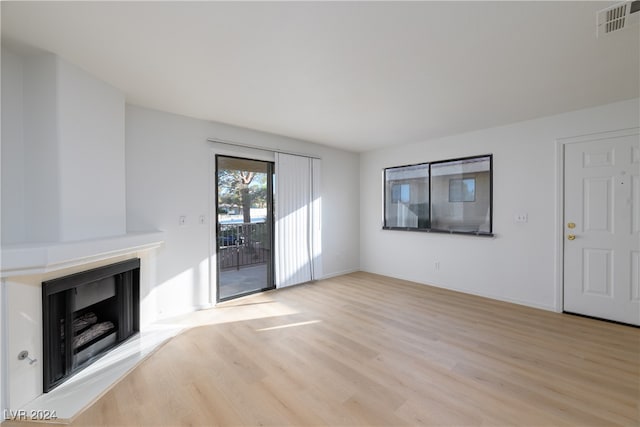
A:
209 148 275 304
555 127 640 314
213 154 275 303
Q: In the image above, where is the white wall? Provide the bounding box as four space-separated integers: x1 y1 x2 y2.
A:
57 58 126 241
360 98 640 311
1 48 26 243
126 105 360 319
1 47 126 244
22 52 60 243
0 283 5 415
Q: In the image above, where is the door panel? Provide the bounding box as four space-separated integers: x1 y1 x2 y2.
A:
582 249 612 297
216 156 274 301
564 133 640 325
583 177 613 232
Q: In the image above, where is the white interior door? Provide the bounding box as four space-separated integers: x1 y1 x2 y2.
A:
564 131 640 325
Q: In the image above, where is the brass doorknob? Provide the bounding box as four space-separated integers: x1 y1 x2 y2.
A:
567 234 576 240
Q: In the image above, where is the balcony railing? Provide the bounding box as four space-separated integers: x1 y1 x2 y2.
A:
218 222 270 270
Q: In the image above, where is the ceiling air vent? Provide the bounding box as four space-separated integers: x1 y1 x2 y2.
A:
597 1 640 37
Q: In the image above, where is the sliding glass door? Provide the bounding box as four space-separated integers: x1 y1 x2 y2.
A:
216 156 274 301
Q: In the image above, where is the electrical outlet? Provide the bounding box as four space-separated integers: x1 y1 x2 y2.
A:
514 213 528 223
435 261 440 271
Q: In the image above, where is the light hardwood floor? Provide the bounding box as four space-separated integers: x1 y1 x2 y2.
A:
11 272 640 426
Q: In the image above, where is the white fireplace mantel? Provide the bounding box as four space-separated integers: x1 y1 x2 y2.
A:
1 230 172 420
0 232 165 277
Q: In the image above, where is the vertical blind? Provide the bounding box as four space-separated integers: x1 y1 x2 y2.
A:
275 153 322 288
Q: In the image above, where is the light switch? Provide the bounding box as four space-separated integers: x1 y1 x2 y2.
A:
179 215 186 226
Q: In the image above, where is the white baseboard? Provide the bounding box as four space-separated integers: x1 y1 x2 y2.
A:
361 269 557 313
318 268 359 280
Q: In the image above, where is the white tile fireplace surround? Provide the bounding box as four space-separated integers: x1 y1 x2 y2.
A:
0 232 176 422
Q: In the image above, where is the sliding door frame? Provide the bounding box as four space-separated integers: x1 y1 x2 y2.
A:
215 154 275 303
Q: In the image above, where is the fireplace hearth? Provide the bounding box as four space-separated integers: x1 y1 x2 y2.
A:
42 259 140 392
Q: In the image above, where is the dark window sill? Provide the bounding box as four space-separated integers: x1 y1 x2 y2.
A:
382 226 494 237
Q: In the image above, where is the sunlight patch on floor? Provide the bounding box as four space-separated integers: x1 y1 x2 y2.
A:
256 319 321 331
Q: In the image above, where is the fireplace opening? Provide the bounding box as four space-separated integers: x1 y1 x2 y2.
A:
42 259 140 392
72 276 118 367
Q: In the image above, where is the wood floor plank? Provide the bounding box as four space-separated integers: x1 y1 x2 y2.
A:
7 272 639 426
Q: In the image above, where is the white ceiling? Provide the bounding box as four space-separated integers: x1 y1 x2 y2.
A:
2 1 638 152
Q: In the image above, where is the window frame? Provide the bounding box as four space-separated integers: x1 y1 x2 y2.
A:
383 162 431 230
382 154 493 237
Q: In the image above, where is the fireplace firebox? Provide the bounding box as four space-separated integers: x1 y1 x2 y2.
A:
42 258 140 392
